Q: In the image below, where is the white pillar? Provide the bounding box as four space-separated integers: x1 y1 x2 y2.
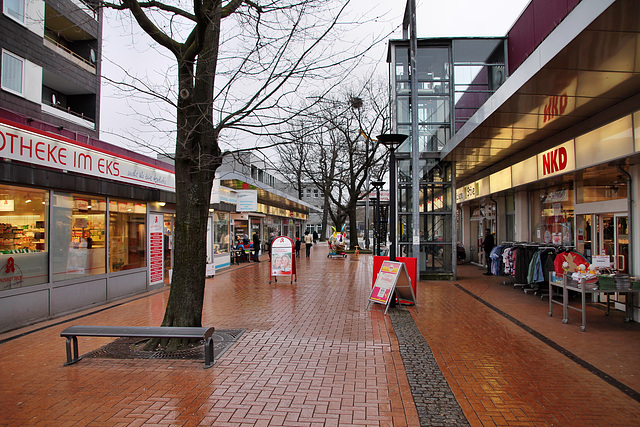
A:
515 190 529 242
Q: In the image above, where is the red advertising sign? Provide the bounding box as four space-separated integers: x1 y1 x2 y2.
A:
368 260 416 314
149 214 164 284
270 236 297 284
370 261 401 305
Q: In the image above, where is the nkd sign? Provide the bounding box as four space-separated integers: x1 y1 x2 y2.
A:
537 141 575 178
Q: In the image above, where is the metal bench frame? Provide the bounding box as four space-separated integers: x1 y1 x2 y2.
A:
60 325 215 368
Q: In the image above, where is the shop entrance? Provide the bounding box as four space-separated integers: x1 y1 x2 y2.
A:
595 213 628 273
577 212 628 310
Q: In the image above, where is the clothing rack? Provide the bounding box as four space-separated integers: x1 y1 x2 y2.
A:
489 243 579 298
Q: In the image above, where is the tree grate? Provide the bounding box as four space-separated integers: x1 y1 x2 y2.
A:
83 329 245 362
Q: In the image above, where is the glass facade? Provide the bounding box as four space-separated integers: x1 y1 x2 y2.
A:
108 200 146 272
51 193 106 281
397 158 454 273
452 39 505 131
390 38 507 277
530 188 574 246
0 183 154 290
395 45 451 153
214 211 230 254
0 184 48 289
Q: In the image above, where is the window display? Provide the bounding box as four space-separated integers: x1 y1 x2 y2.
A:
0 184 48 289
214 211 229 254
109 200 146 272
531 188 574 246
51 193 106 281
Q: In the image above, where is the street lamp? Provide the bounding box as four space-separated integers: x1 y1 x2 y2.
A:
377 134 408 262
371 180 385 256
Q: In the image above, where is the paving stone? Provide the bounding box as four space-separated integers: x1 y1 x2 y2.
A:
0 250 639 425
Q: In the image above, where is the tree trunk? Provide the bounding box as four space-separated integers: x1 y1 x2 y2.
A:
146 8 222 349
321 196 330 240
348 208 359 250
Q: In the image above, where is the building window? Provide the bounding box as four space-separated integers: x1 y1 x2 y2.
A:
3 0 25 24
51 193 106 281
314 189 319 198
109 200 146 271
0 184 48 290
1 50 24 96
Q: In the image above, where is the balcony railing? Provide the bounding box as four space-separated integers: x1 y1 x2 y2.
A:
43 35 96 72
41 99 95 129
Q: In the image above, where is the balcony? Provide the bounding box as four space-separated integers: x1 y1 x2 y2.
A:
44 4 98 71
41 72 96 130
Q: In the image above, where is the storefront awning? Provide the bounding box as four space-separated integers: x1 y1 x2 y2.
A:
218 173 321 215
442 0 640 187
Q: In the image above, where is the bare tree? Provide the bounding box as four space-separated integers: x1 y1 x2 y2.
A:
276 80 390 248
100 0 384 348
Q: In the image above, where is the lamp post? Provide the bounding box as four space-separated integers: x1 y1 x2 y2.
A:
377 134 409 262
371 180 385 256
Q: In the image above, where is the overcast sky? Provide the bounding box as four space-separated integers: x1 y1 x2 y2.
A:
99 0 530 156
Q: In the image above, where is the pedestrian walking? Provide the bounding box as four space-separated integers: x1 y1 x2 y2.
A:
304 231 313 257
252 232 261 262
482 228 495 275
295 237 301 258
313 230 318 243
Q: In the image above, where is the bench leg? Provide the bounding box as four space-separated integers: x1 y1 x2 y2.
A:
63 336 82 366
204 337 214 369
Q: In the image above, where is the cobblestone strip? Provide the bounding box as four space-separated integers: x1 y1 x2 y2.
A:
389 307 470 427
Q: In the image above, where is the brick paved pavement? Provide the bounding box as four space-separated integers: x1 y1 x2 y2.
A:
415 264 640 426
0 245 639 426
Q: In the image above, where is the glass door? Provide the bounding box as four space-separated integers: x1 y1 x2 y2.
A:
600 214 615 261
615 215 629 273
613 214 629 310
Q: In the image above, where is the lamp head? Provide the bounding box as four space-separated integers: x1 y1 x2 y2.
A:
371 180 385 189
377 133 408 148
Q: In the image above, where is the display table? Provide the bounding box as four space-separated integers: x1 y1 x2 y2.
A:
548 274 640 331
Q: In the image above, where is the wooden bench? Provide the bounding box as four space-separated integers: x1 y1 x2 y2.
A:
60 325 215 369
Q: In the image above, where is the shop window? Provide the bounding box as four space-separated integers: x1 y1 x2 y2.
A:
233 220 249 245
1 50 24 96
0 185 48 289
109 200 146 272
531 188 574 246
214 212 230 254
576 167 628 204
51 193 106 281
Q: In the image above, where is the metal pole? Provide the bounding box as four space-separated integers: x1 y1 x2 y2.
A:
376 187 381 256
409 0 420 261
365 173 370 249
389 148 397 262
